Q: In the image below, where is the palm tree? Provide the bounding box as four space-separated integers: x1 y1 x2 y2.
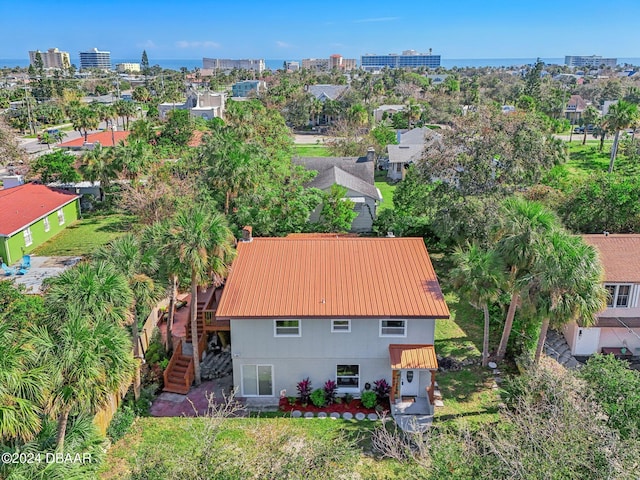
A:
112 139 153 181
450 244 504 366
167 205 236 385
80 144 119 200
494 198 561 362
528 232 607 363
44 260 133 326
581 105 599 145
114 100 138 130
605 100 639 173
143 221 189 353
93 234 160 398
45 307 135 451
69 105 99 143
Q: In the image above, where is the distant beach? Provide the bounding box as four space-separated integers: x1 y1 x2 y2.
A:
1 57 639 71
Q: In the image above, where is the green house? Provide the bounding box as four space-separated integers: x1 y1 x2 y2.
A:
0 183 80 265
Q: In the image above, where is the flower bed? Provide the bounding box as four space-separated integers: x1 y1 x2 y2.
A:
279 397 389 416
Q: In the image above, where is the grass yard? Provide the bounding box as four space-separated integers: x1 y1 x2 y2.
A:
375 170 397 210
100 416 408 479
33 213 134 256
292 144 331 157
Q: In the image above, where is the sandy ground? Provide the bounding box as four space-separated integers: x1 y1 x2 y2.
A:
293 134 334 144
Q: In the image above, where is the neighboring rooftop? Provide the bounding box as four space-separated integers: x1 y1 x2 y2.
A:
216 236 449 319
0 183 79 236
582 234 640 283
307 84 348 101
58 131 130 148
293 155 374 184
307 166 381 200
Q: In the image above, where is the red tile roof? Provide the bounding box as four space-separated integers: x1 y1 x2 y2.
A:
582 234 640 283
216 237 450 319
0 183 79 236
389 344 438 370
58 131 130 148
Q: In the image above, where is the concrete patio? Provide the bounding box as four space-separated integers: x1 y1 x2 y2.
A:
8 255 82 293
392 397 434 433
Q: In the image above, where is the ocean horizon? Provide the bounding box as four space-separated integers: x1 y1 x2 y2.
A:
2 57 639 71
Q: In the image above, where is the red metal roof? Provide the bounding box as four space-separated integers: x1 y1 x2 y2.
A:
0 183 79 236
216 237 450 319
58 131 130 148
582 234 640 283
389 344 438 370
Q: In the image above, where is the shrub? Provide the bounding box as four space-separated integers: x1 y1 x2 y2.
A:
361 390 377 409
343 393 354 404
373 378 391 403
310 388 326 408
323 380 338 405
107 405 136 442
297 377 312 404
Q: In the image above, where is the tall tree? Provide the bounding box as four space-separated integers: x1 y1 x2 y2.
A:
93 234 160 398
80 144 119 199
450 244 504 366
167 206 236 385
494 198 561 362
528 232 607 363
581 105 599 145
141 50 150 76
69 105 99 142
605 100 638 173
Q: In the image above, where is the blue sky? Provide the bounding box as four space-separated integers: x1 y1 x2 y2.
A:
1 0 639 60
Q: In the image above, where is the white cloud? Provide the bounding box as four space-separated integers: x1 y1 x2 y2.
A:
353 16 400 23
276 40 292 48
137 40 157 49
176 40 221 49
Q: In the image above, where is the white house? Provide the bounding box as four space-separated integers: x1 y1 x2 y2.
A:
215 232 450 409
158 90 226 121
563 234 640 357
387 127 441 181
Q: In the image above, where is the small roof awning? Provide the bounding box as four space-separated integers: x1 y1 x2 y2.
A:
389 344 438 370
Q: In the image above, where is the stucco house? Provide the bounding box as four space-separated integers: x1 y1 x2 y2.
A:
159 90 226 121
0 183 80 265
293 149 382 233
215 232 450 410
563 234 640 357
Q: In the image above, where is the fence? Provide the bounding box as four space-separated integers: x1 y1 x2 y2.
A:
93 298 169 436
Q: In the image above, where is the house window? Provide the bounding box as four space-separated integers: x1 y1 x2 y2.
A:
274 319 301 337
23 228 33 247
43 217 50 232
605 284 632 308
331 319 351 333
396 163 402 173
380 319 407 337
336 364 359 390
241 364 273 396
57 209 65 225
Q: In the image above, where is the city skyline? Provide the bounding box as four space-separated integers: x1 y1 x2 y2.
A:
1 0 639 61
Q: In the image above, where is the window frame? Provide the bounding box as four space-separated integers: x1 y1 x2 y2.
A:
23 227 33 247
43 216 50 232
274 319 301 337
379 319 407 337
605 284 633 308
241 364 274 397
331 319 351 333
57 209 65 226
336 364 360 392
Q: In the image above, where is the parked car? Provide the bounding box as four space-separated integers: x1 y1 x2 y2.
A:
573 124 595 134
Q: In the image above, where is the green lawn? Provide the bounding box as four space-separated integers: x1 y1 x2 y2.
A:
292 145 331 157
375 170 397 210
100 416 407 479
33 214 134 256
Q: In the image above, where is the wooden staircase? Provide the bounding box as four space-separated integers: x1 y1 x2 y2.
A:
163 342 194 394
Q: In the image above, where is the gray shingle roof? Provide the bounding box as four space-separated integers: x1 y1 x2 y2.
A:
307 84 348 101
398 127 439 145
308 166 381 200
388 144 424 164
293 156 374 184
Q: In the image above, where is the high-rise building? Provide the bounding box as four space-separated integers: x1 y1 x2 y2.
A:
565 55 617 68
361 50 441 71
285 61 300 71
79 48 112 70
202 58 265 73
28 48 70 70
302 54 357 72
